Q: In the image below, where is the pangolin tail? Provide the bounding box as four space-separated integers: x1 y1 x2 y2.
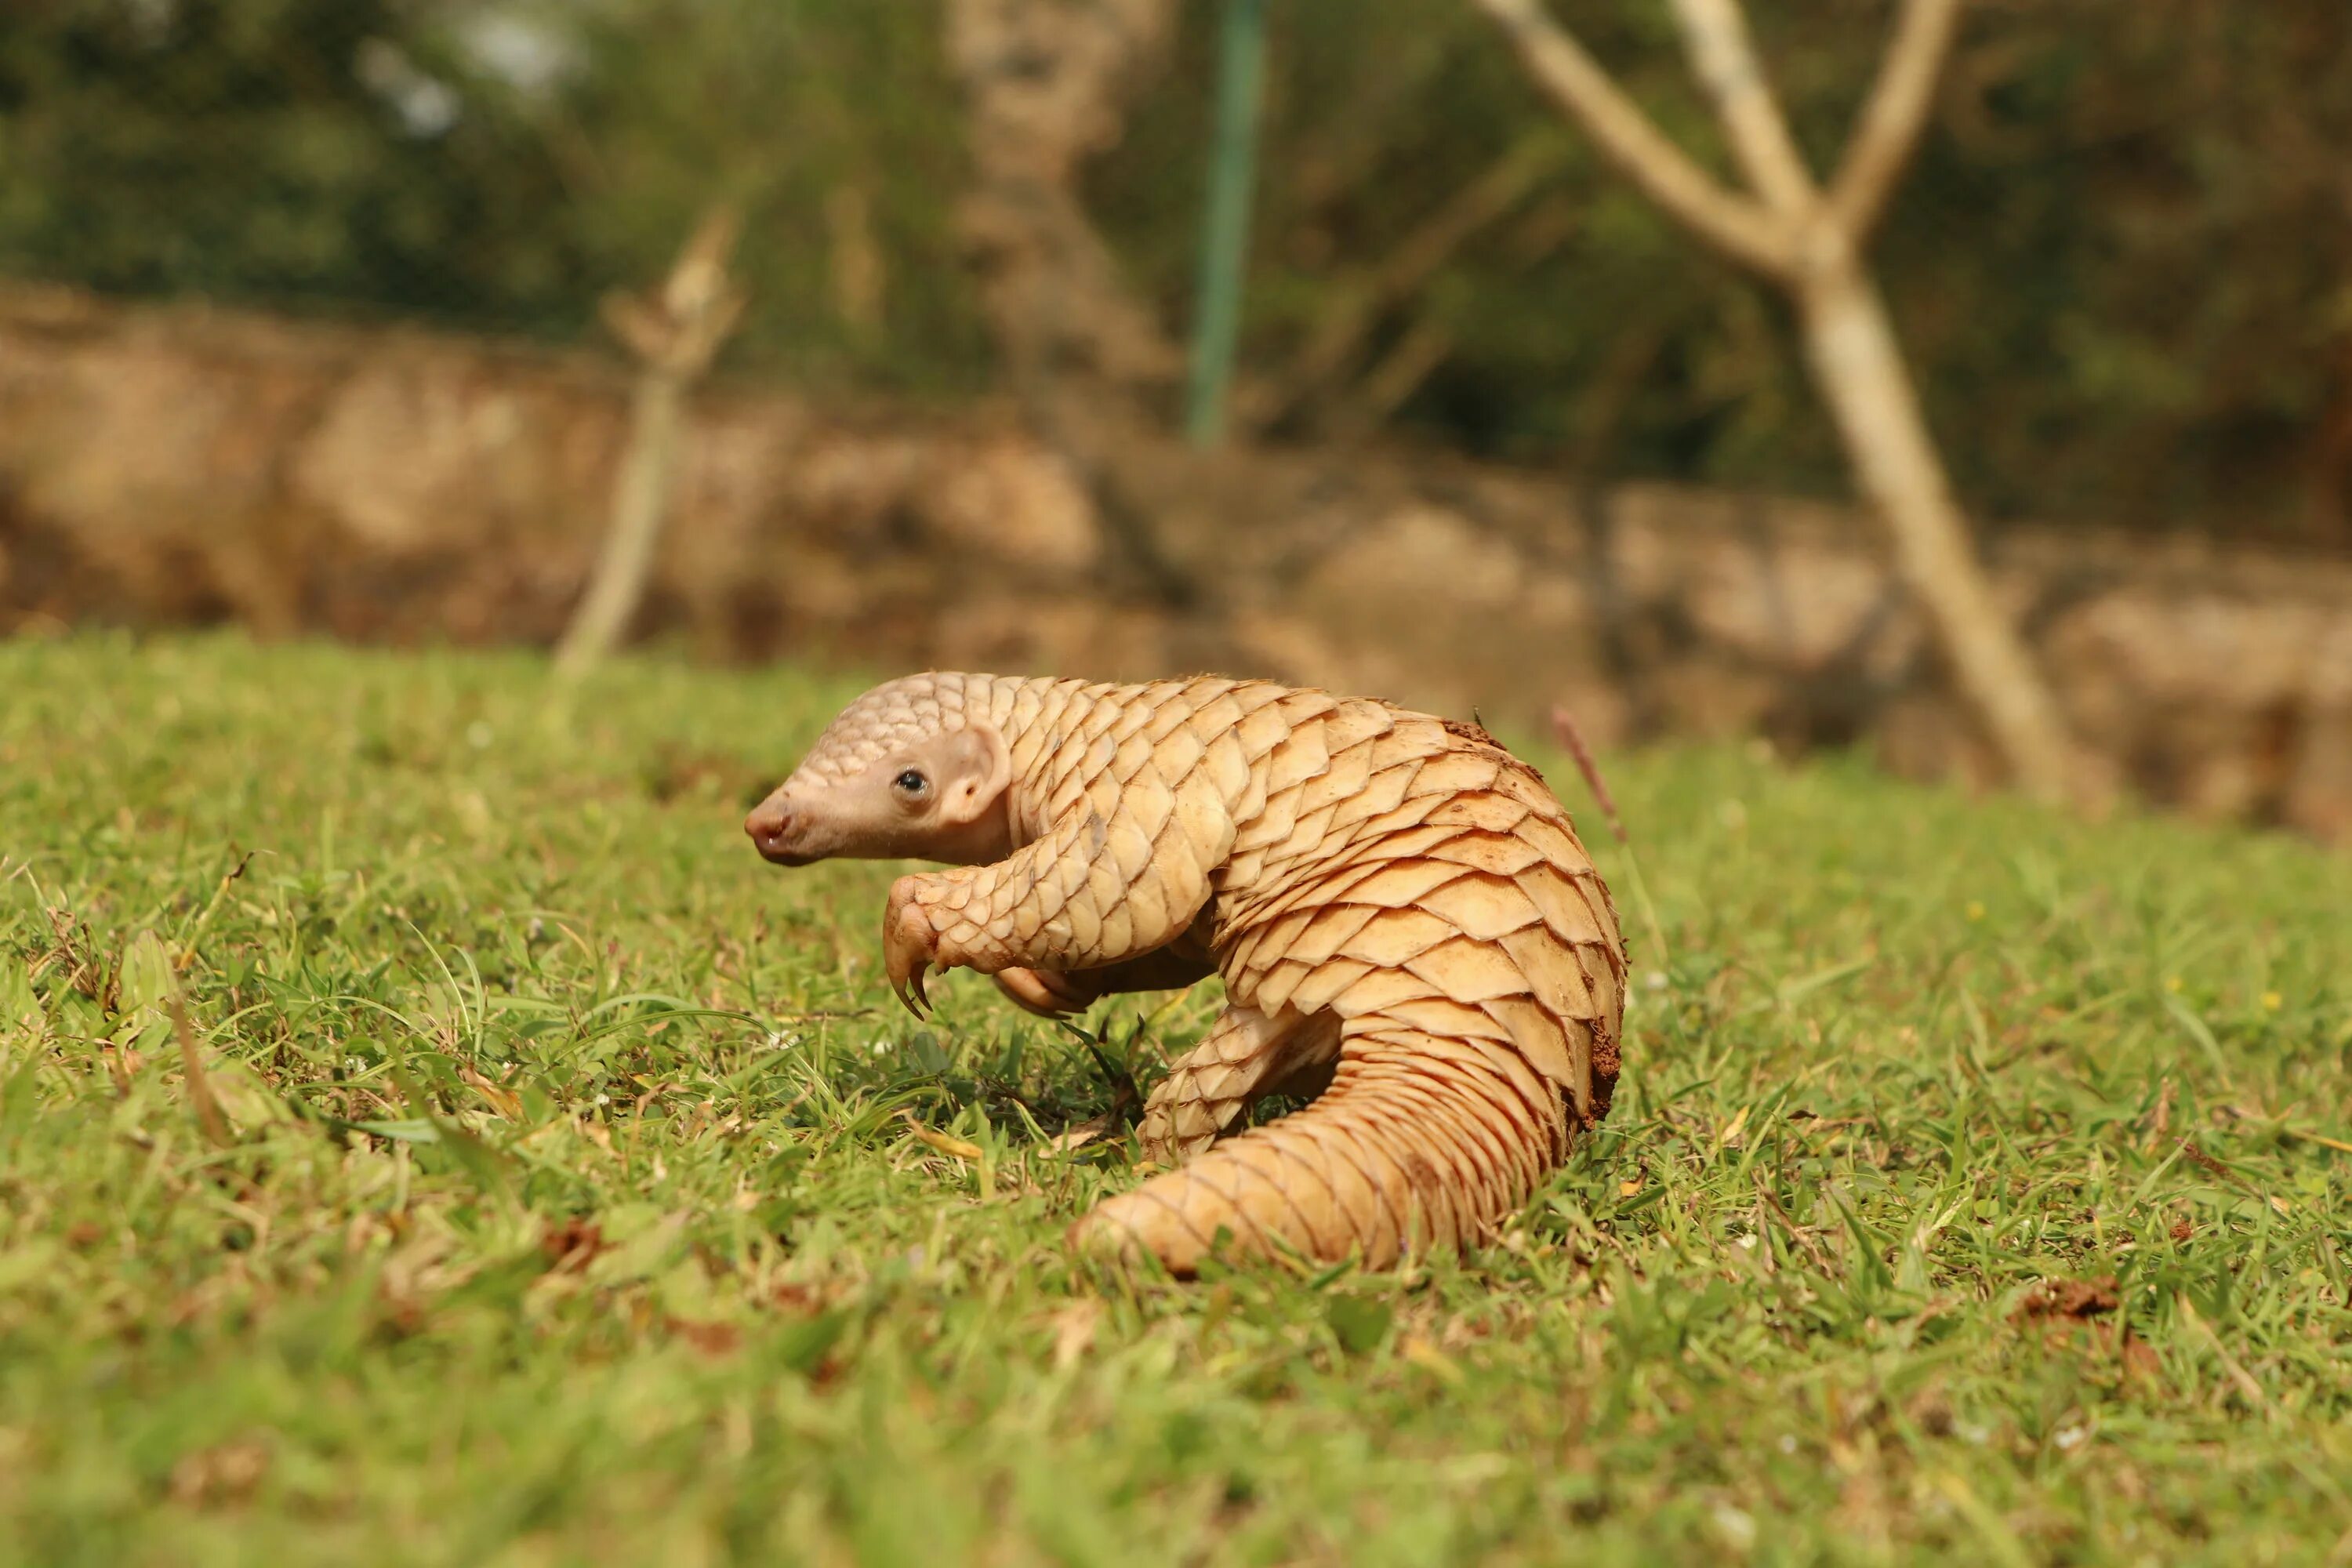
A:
1073 1022 1573 1276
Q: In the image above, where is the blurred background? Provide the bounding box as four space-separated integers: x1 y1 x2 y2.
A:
1 0 2348 837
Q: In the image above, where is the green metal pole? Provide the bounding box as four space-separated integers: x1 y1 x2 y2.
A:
1185 0 1269 448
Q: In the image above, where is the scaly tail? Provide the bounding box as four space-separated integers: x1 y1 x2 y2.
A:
1072 1022 1570 1275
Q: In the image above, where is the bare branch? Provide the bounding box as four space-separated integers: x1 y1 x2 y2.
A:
1665 0 1818 215
1828 0 1967 241
1323 318 1455 441
1467 0 1795 280
556 205 744 678
1244 131 1564 432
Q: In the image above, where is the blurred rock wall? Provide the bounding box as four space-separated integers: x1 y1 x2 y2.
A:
4 284 2348 840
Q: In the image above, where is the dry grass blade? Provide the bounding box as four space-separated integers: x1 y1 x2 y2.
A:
169 989 234 1149
2278 1126 2352 1156
900 1111 983 1162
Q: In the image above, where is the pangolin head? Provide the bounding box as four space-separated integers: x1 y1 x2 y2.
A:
743 673 1013 867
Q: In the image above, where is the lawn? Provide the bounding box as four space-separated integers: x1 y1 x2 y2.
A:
1 632 2347 1566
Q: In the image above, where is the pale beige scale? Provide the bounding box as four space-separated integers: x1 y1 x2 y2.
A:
760 672 1627 1275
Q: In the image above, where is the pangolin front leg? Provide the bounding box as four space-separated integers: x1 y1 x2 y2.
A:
880 752 1230 1011
990 915 1218 1018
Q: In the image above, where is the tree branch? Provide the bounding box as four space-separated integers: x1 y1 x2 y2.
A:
1323 317 1455 441
555 207 742 678
1244 130 1565 432
1828 0 1967 241
1467 0 1795 280
1472 0 2078 800
1664 0 1818 215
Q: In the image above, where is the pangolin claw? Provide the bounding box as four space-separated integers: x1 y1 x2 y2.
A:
888 953 931 1018
883 882 937 1019
993 967 1094 1018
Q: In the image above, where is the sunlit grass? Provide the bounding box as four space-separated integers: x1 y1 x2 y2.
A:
2 631 2347 1565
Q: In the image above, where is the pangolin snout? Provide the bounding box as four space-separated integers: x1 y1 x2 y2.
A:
744 799 814 866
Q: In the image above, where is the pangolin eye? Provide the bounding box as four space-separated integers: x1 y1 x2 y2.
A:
893 768 928 795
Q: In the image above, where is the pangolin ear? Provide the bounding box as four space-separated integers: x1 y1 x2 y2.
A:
937 724 1011 826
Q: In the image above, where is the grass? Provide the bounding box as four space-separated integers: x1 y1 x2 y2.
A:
1 631 2348 1567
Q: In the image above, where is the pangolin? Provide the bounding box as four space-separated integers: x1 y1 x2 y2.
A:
744 673 1625 1274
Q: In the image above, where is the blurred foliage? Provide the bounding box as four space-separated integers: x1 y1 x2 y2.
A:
1099 0 2352 535
0 0 987 394
0 0 585 330
2 0 2350 536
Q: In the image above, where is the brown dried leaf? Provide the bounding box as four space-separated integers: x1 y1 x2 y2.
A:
169 1436 270 1507
1047 1113 1113 1153
666 1318 743 1358
542 1218 610 1273
2013 1276 2119 1323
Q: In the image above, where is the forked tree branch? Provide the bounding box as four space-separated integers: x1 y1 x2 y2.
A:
1828 0 1967 241
1469 0 2082 802
1665 0 1817 214
1467 0 1796 279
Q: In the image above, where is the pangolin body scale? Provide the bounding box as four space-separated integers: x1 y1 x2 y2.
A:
756 672 1627 1274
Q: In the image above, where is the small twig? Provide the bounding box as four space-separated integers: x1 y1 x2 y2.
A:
1551 704 1669 970
1467 0 1796 278
1321 318 1454 442
1752 1169 1831 1273
1827 0 1969 241
1548 703 1625 844
173 847 256 972
555 204 746 678
2274 1123 2352 1156
100 1036 136 1098
1666 0 1818 214
2176 1138 2238 1184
